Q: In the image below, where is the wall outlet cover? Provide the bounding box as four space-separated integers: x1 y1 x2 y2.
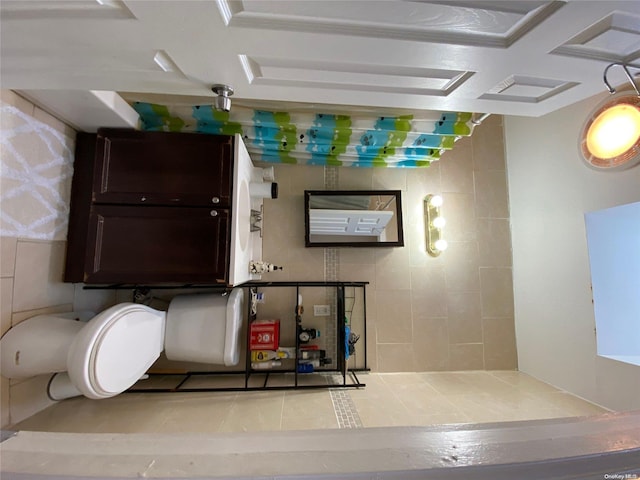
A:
313 305 330 316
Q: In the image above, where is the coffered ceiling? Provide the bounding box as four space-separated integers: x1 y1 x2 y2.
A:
1 0 639 122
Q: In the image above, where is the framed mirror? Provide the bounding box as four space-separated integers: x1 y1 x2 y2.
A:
304 190 404 247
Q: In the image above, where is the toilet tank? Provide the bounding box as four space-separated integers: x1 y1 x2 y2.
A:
164 290 244 366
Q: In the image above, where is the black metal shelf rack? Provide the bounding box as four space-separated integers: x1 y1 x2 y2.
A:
127 281 368 393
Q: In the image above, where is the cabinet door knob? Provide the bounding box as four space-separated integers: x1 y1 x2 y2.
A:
141 196 146 202
212 197 220 204
210 210 218 217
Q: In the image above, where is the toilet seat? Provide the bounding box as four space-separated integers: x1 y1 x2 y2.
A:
67 303 166 399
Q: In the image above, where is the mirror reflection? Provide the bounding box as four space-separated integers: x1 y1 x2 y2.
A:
305 190 404 247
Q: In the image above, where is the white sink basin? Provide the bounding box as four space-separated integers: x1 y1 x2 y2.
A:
229 135 263 286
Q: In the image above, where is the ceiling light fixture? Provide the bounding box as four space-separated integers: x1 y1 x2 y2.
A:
579 63 640 171
211 84 234 113
424 194 447 257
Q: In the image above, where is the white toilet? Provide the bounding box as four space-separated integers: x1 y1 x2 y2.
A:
0 290 244 400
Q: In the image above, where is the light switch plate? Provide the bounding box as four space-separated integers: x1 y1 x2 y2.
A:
313 305 330 316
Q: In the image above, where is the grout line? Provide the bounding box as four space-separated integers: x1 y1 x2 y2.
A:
323 166 339 361
278 391 285 431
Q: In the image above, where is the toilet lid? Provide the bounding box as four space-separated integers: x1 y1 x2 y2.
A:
89 307 164 395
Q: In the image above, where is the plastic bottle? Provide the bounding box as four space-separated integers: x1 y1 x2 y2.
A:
297 363 314 373
298 358 332 370
300 349 325 360
251 360 282 370
251 350 278 362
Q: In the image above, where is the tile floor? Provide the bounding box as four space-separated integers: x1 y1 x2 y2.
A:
10 371 607 434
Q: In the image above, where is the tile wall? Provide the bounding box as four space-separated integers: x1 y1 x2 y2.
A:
260 115 517 372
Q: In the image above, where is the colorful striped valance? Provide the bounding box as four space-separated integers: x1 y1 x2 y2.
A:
132 102 476 168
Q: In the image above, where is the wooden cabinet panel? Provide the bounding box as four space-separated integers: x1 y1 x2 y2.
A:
65 129 236 285
93 129 233 207
83 205 230 284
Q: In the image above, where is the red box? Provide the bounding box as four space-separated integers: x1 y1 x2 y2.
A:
249 320 280 350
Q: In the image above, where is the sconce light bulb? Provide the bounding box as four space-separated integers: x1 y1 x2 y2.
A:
434 239 448 252
432 216 446 229
429 195 443 207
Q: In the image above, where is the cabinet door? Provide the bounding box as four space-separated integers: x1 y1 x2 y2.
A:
93 129 233 207
83 205 229 284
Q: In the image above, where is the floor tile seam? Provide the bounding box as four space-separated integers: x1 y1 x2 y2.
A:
278 391 285 431
393 387 458 404
216 395 263 431
379 377 460 404
383 381 430 417
415 378 455 397
486 370 523 387
432 394 471 420
398 399 469 419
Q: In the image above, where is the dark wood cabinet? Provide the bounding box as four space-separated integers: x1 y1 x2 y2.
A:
93 129 232 207
65 129 235 285
84 205 229 284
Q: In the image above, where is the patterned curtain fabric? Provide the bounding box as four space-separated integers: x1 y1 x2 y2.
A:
132 102 475 168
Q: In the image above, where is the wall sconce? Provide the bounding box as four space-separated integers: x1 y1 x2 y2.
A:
579 63 640 171
424 194 447 256
211 84 234 113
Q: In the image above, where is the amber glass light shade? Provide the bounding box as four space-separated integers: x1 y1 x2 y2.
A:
580 93 640 170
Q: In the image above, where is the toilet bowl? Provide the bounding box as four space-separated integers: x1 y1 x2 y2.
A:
0 289 244 400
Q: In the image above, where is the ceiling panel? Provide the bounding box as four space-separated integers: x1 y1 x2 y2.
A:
218 0 564 47
480 75 579 104
0 0 134 20
551 11 640 63
239 55 473 96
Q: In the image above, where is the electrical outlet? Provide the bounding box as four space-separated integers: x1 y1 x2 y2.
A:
313 305 330 316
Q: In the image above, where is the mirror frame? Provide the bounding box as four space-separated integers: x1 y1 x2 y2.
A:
304 190 404 248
